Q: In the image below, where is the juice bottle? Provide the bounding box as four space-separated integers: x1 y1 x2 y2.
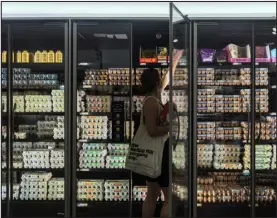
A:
2 51 7 63
47 50 55 63
55 50 63 63
22 50 30 63
34 50 42 63
16 51 22 63
42 50 48 63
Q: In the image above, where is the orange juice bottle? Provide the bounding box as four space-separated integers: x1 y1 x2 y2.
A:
16 51 22 63
42 50 48 63
47 50 55 63
2 51 7 63
34 50 42 63
55 50 63 63
22 50 29 63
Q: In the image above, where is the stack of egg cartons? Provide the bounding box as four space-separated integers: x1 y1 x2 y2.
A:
132 96 144 113
161 90 188 113
25 92 52 112
53 116 64 139
77 180 104 201
2 92 7 112
22 149 50 169
77 90 86 112
19 172 52 200
213 144 242 170
179 116 188 140
13 142 32 168
1 68 7 87
79 143 106 169
2 184 20 200
2 126 7 139
244 144 272 170
51 90 64 112
50 149 64 168
37 116 56 139
104 180 129 201
106 143 129 169
18 125 37 137
133 186 147 201
86 95 111 112
80 116 108 140
197 144 213 168
2 143 6 168
48 178 64 200
33 142 55 149
173 142 186 170
272 144 276 169
173 183 187 201
14 92 25 112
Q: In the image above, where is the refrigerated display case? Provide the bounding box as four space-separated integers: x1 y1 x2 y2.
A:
72 22 132 217
1 15 276 218
1 20 70 217
193 19 277 217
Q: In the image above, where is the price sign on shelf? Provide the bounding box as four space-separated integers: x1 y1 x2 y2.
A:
112 101 125 142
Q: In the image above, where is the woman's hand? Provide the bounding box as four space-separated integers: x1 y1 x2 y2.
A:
172 49 184 68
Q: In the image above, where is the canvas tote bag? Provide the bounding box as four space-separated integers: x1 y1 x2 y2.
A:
125 96 168 178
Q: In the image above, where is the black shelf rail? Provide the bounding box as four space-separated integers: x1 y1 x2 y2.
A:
2 63 64 71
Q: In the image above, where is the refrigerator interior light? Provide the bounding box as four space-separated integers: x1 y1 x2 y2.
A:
173 39 178 43
115 34 128 39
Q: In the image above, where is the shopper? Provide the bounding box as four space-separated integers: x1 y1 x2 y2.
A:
140 50 183 218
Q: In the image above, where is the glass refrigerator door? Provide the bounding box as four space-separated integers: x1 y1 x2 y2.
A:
254 20 277 217
1 22 8 218
196 21 254 217
169 3 190 217
72 22 132 217
8 21 67 217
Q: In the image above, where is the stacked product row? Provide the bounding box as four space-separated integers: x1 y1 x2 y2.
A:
243 144 276 170
198 46 276 63
197 143 276 170
1 173 64 200
1 142 64 169
82 69 130 86
1 116 64 140
197 173 276 204
198 68 269 86
133 186 165 201
197 118 276 141
77 180 129 201
2 90 64 112
1 50 63 63
1 68 60 88
19 172 64 200
78 143 129 169
197 89 269 113
82 68 188 87
77 92 111 113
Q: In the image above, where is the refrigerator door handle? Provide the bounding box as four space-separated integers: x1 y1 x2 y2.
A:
247 103 250 144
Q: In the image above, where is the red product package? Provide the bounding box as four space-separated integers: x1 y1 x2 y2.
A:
160 102 169 123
